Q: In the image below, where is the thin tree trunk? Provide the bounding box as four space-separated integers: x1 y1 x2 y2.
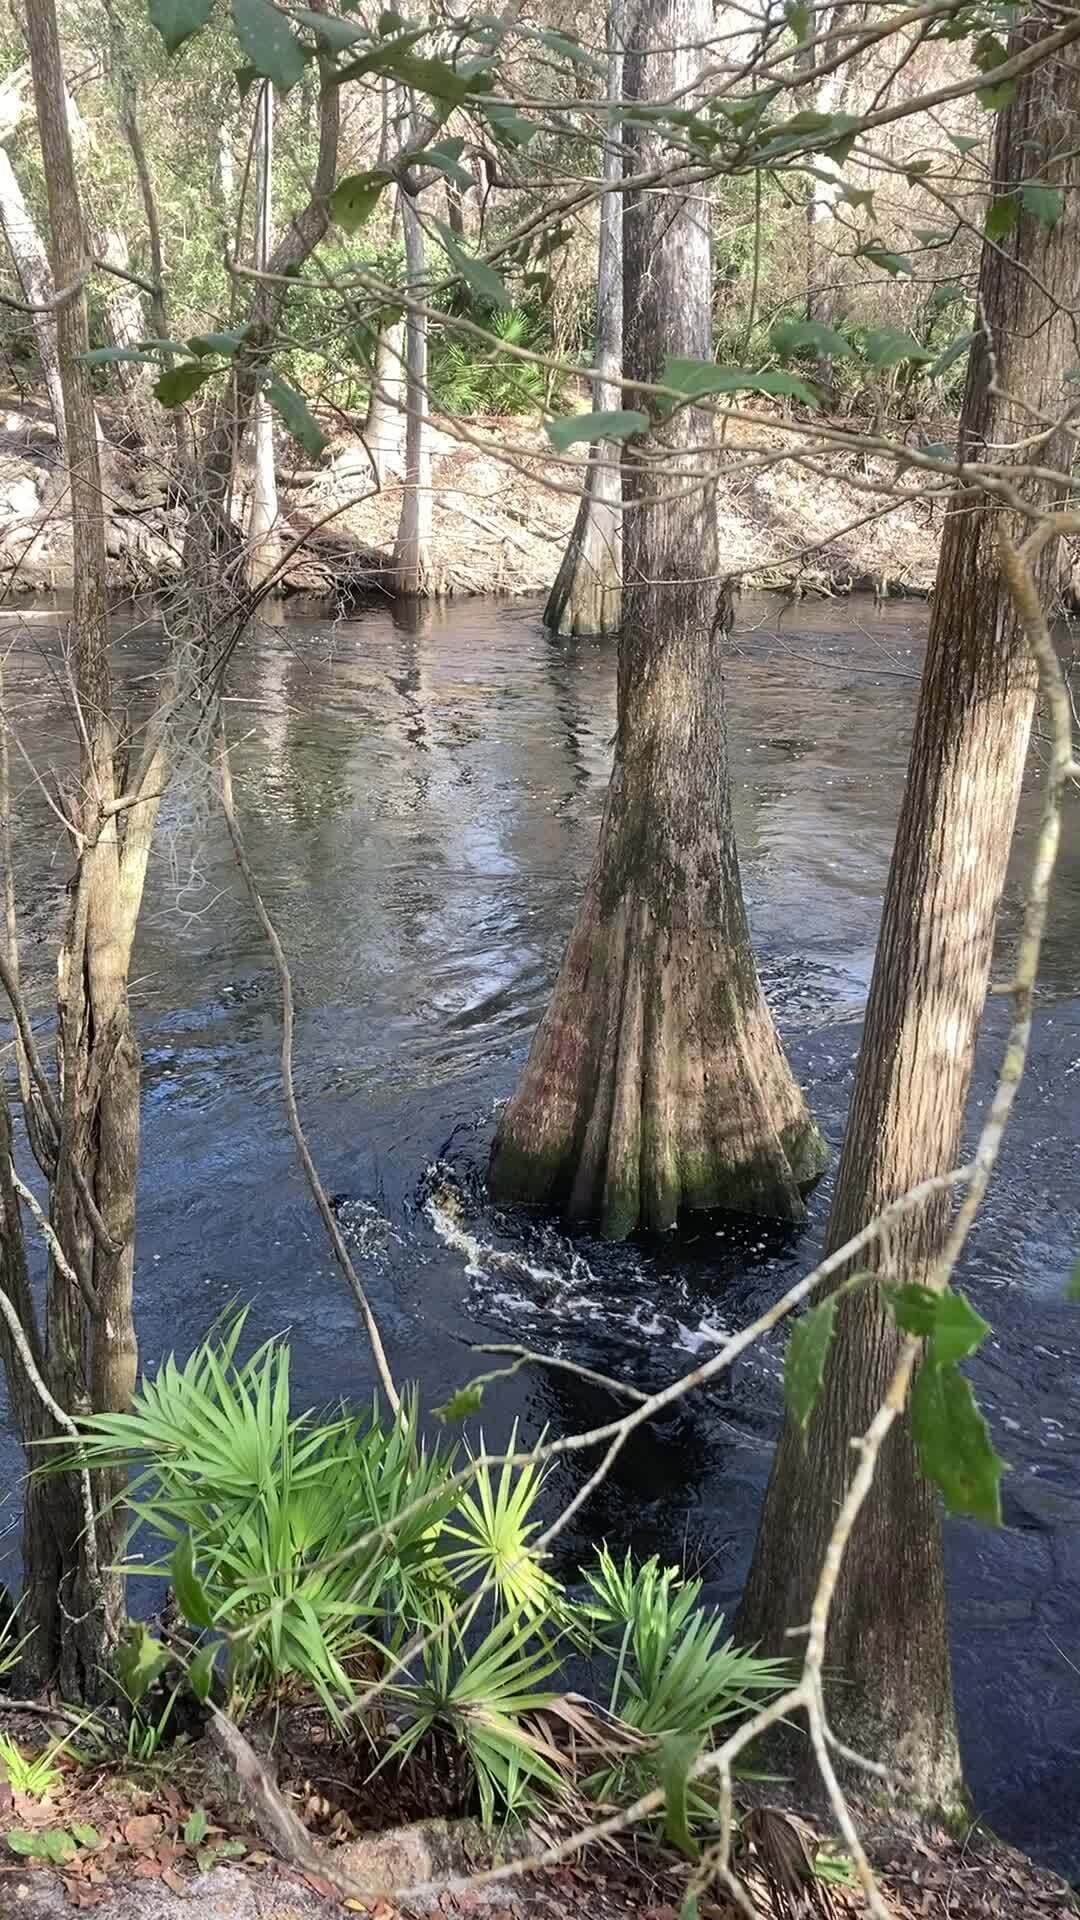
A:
544 0 624 637
248 83 279 587
24 0 141 1690
0 145 65 445
392 180 437 596
362 314 405 488
489 0 826 1238
95 225 148 394
734 28 1080 1802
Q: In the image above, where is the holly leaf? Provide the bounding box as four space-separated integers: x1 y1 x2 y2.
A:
863 327 935 369
434 221 510 309
231 0 305 93
985 194 1019 241
187 329 250 357
171 1534 214 1629
432 1383 485 1423
187 1640 221 1703
331 169 391 233
154 361 216 407
784 1296 837 1434
292 6 368 50
856 243 913 277
887 1282 990 1364
912 1361 1006 1524
115 1621 169 1705
771 317 854 362
149 0 214 54
930 331 974 379
660 357 820 407
266 374 328 457
78 346 158 367
413 136 474 189
1021 181 1063 229
545 408 648 452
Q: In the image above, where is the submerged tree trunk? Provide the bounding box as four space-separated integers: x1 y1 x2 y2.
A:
544 0 624 636
392 182 437 596
490 0 826 1239
0 143 65 444
735 31 1080 1802
248 83 279 587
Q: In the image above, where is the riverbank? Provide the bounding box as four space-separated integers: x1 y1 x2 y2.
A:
0 390 940 603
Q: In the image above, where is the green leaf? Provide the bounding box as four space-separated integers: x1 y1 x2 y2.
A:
661 357 820 407
1067 1256 1080 1301
378 9 403 32
681 1897 699 1920
154 361 215 407
784 0 811 41
949 132 981 155
913 227 951 246
41 1831 76 1865
1021 181 1063 229
172 1534 214 1629
78 346 158 368
8 1832 48 1856
863 327 935 369
839 182 875 211
331 169 391 233
977 78 1016 111
115 1621 169 1705
545 408 648 452
213 1839 248 1858
480 99 539 146
929 283 965 311
771 317 854 362
433 1383 485 1423
856 244 913 277
187 330 250 357
188 1641 220 1703
434 220 511 309
659 1730 702 1859
184 1807 209 1847
266 374 328 457
149 0 214 55
930 331 974 379
413 136 474 189
533 28 604 72
784 1296 837 1434
912 1360 1006 1524
887 1282 990 1363
70 1825 100 1849
985 193 1019 241
236 62 258 99
230 0 305 93
292 6 368 49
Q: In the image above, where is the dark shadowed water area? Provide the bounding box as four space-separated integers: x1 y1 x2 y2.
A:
1 592 1079 1876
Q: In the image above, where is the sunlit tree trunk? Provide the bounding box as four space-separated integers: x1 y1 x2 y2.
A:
490 0 826 1238
735 27 1080 1802
248 82 279 587
544 0 624 636
392 180 437 596
0 144 65 444
363 313 405 489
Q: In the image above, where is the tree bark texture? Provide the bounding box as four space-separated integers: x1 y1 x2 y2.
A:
735 30 1080 1804
544 0 624 637
22 0 143 1690
0 142 66 443
490 0 826 1238
248 83 280 586
363 314 406 489
392 179 438 595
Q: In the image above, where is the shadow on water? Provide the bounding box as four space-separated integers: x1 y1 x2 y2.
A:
1 593 1079 1873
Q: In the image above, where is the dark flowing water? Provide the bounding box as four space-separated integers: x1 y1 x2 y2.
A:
2 593 1079 1875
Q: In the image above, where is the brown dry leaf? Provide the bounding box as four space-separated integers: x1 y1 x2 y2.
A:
301 1871 338 1898
131 1855 163 1879
161 1865 187 1895
123 1812 164 1850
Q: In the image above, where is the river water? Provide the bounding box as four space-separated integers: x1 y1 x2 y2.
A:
1 593 1079 1875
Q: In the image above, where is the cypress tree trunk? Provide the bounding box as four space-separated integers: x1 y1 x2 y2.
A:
363 315 405 489
735 31 1080 1802
490 0 826 1238
393 181 438 595
544 0 624 637
0 144 66 445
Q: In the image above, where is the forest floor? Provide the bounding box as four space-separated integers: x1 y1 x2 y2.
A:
0 389 940 604
0 1700 1073 1920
